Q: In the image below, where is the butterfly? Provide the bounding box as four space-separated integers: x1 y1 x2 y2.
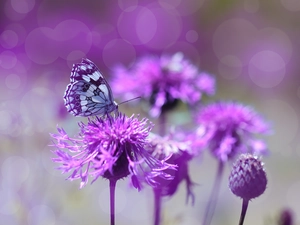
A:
63 58 118 117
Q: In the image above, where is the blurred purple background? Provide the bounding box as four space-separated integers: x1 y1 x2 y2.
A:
1 0 300 224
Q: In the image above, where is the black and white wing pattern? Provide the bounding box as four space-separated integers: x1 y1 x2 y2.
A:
63 58 118 117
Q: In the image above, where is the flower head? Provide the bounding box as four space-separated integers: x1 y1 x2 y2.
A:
147 132 196 204
112 52 215 117
51 113 176 190
229 154 267 201
195 101 271 161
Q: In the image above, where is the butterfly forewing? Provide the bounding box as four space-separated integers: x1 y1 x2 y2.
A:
64 58 118 117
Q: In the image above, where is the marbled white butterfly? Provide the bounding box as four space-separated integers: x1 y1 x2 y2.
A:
64 58 118 117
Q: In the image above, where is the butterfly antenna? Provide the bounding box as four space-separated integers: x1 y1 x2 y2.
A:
118 96 141 105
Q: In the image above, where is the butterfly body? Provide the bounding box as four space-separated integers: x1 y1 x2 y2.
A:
64 59 118 117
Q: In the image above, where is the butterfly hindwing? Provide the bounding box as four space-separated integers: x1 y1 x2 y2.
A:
64 59 118 117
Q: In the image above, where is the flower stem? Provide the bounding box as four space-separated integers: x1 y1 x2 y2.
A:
202 160 224 225
154 189 162 225
238 199 249 225
153 111 166 225
109 180 117 225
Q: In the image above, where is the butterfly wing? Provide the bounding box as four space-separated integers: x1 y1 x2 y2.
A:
64 59 118 117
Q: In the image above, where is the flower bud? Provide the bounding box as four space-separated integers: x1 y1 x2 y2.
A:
229 154 267 200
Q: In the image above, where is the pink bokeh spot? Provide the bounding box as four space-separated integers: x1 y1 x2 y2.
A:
0 30 19 49
25 27 58 65
10 0 35 14
0 51 18 69
248 51 286 88
213 19 257 66
140 3 182 50
118 0 139 11
102 39 136 69
25 20 92 64
117 6 157 45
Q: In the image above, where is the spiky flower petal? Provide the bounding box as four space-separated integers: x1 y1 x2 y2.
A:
112 52 215 117
196 101 271 161
51 113 176 190
147 132 196 204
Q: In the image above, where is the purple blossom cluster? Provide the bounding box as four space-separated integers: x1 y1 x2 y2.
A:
51 54 272 225
51 113 176 190
112 52 215 117
195 101 271 162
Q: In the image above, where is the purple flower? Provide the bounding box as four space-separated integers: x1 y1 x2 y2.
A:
112 52 215 117
147 132 196 204
50 113 176 190
195 102 271 161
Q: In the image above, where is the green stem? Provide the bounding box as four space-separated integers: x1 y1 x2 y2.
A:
202 160 225 225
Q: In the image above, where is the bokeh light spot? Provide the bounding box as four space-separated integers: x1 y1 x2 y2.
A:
5 74 21 90
117 6 157 45
136 7 157 44
10 0 35 14
0 51 17 69
185 30 198 43
143 3 182 50
280 0 300 11
102 39 136 69
243 0 259 13
218 55 242 80
0 111 13 134
4 1 27 21
1 156 30 191
0 30 18 49
50 20 90 42
25 27 58 64
213 18 257 65
118 0 138 11
50 20 92 60
0 190 20 215
256 28 292 63
5 23 27 46
248 50 286 88
28 205 56 225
